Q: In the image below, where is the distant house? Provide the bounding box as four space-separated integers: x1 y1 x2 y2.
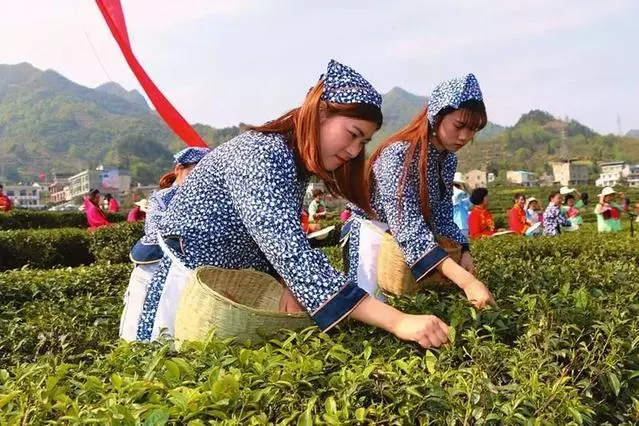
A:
68 166 132 200
506 170 538 187
465 170 487 189
48 173 74 204
4 184 43 209
68 170 101 199
595 161 639 187
551 160 589 186
97 166 132 197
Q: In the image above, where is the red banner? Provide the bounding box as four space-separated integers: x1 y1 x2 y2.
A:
95 0 208 148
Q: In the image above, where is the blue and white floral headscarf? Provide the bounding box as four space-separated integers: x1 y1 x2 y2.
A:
427 73 483 126
320 59 382 108
173 147 211 165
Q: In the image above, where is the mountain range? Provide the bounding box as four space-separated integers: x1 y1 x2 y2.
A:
0 62 637 184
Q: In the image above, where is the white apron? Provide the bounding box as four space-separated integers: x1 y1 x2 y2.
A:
348 218 388 302
149 235 194 341
119 263 159 341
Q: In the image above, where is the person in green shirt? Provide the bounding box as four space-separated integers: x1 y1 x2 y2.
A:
594 187 622 233
308 189 327 223
560 186 588 209
562 194 583 227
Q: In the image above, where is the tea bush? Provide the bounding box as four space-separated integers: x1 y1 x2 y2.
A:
0 209 126 230
0 221 343 271
0 222 144 271
1 230 638 423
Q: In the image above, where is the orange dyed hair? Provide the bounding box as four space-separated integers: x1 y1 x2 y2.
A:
250 81 383 214
158 163 197 189
159 172 176 189
366 102 486 221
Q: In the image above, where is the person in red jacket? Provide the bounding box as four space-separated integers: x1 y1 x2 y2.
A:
468 188 496 240
104 193 120 213
508 193 530 235
127 199 147 222
0 184 12 213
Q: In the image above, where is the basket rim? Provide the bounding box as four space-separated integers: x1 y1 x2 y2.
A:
193 266 312 320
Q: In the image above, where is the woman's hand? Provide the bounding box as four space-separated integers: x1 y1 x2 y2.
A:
278 288 305 313
391 314 450 348
463 279 496 309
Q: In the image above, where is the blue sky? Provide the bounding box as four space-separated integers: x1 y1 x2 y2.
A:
0 0 637 134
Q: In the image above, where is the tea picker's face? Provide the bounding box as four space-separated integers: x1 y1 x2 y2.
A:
319 115 377 172
435 109 480 153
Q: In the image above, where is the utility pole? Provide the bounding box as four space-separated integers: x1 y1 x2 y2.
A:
559 118 569 160
617 114 622 136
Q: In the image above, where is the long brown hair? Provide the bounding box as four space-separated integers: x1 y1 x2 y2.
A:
249 81 383 214
158 163 197 189
159 171 177 189
366 102 486 221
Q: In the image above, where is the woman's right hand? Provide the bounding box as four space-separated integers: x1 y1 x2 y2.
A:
391 314 449 348
463 279 496 309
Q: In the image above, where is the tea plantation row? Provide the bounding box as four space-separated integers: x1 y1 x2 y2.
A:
1 227 638 424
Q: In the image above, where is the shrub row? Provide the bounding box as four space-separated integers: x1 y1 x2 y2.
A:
0 221 347 271
0 209 126 230
0 222 144 271
1 234 638 423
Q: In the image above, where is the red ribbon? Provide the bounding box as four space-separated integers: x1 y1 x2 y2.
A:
95 0 208 148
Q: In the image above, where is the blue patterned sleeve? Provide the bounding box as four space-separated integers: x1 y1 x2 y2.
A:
143 191 163 238
436 155 470 251
142 187 177 244
374 144 449 282
225 141 367 332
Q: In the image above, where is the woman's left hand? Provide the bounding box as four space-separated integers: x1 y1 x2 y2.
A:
279 288 305 313
460 251 475 274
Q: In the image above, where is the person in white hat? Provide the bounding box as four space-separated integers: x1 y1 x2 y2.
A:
127 199 148 223
594 187 622 232
452 172 472 237
560 186 587 209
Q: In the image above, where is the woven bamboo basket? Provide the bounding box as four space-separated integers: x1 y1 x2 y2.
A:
174 266 313 348
377 233 462 296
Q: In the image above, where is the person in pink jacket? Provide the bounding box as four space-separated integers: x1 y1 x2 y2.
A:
104 193 120 213
84 189 111 230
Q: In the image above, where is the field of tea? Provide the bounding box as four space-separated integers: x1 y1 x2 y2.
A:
1 204 638 424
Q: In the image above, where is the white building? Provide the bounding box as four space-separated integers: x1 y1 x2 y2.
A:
506 170 538 187
97 166 132 197
628 171 639 187
4 184 43 209
595 161 639 187
551 160 589 186
68 166 132 199
465 169 487 189
48 173 74 204
68 170 101 199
